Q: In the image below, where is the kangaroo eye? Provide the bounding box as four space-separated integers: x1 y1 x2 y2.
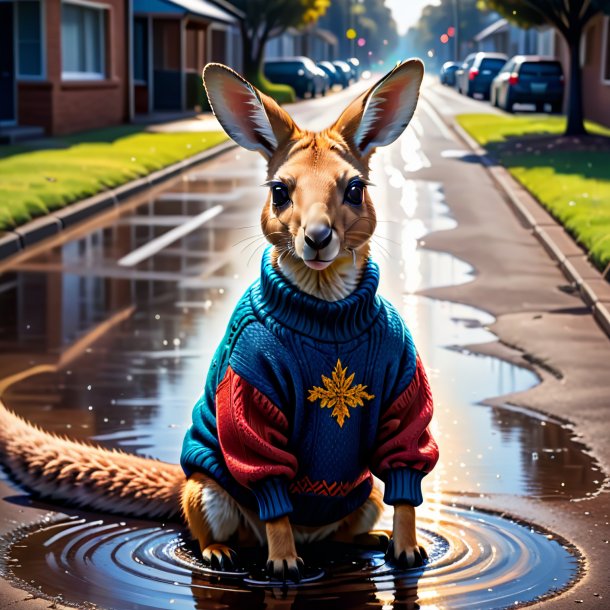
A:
344 181 365 206
271 184 291 209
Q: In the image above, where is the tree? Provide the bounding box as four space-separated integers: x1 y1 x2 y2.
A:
404 0 496 71
218 0 330 100
478 0 610 136
316 0 398 66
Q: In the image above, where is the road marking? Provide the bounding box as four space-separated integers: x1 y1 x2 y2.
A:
418 97 457 142
117 204 223 267
157 190 250 202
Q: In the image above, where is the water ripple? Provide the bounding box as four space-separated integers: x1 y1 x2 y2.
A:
1 502 580 610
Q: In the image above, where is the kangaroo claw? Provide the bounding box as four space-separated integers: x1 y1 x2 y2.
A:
385 539 428 568
266 556 305 582
201 543 238 571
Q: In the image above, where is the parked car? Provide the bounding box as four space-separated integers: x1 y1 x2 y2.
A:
332 61 354 87
317 61 343 89
455 52 508 98
312 65 330 96
491 56 564 113
440 61 460 86
346 57 360 80
263 57 324 98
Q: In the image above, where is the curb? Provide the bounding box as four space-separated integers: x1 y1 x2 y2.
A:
452 120 610 339
0 139 237 262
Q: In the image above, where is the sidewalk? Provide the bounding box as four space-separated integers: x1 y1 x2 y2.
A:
419 83 610 608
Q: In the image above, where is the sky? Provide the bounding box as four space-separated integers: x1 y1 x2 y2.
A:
385 0 441 35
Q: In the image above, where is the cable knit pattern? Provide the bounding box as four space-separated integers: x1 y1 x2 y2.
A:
216 366 297 520
181 247 438 525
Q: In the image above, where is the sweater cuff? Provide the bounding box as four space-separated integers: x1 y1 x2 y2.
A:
252 477 293 521
383 467 427 506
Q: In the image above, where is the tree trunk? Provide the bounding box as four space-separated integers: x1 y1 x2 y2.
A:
240 22 258 79
240 29 269 84
565 31 587 136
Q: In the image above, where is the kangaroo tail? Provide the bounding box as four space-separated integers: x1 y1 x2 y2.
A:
0 398 184 520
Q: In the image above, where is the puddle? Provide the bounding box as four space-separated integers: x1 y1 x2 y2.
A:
1 505 579 610
0 144 598 608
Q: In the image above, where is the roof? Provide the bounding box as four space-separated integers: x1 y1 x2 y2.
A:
474 18 509 42
310 28 338 46
133 0 238 23
512 55 562 62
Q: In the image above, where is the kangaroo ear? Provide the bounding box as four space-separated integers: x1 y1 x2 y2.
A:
202 63 298 158
332 59 424 157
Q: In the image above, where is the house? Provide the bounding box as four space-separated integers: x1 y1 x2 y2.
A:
265 27 338 63
0 0 241 139
554 12 610 127
132 0 242 115
473 14 610 127
474 18 539 56
0 0 131 137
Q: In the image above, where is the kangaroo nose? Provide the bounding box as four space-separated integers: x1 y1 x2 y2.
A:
304 224 332 250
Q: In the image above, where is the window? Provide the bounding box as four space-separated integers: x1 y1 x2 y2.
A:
134 17 148 83
17 1 43 78
603 17 610 83
61 2 106 80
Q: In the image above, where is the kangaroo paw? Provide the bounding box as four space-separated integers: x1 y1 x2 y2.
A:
353 530 391 550
385 539 428 568
201 543 238 571
266 556 305 582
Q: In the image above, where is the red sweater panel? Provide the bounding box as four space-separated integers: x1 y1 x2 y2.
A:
216 365 298 488
372 356 439 476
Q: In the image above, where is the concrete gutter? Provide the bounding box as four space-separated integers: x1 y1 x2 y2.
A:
0 139 237 262
451 121 610 339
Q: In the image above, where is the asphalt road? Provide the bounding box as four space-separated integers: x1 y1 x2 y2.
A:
0 76 608 609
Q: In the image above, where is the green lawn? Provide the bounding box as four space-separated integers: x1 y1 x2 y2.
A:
0 127 228 231
457 114 610 273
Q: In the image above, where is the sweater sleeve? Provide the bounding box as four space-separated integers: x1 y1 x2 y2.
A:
216 325 300 522
372 355 439 507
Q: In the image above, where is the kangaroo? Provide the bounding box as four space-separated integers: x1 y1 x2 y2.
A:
0 60 438 584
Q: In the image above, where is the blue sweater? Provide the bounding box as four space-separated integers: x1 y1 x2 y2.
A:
181 248 438 526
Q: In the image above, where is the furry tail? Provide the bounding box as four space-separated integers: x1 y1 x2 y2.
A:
0 398 184 520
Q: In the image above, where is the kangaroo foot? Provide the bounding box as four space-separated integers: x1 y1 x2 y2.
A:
201 543 238 571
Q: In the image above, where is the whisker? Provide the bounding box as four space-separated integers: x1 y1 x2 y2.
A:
247 241 267 267
348 230 400 247
370 238 391 261
240 236 266 254
232 233 264 247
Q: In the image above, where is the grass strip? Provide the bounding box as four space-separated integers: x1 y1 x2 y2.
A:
0 128 228 231
457 113 610 273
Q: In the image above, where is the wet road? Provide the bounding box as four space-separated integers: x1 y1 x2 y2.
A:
0 81 601 608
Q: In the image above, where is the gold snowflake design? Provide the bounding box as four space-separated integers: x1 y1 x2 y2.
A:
307 359 375 428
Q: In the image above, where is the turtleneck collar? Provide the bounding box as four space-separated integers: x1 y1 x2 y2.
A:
250 248 382 342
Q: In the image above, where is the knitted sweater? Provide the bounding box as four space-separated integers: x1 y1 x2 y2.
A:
181 248 438 526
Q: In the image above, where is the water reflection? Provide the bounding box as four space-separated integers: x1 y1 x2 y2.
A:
3 503 577 610
0 142 595 609
0 153 601 499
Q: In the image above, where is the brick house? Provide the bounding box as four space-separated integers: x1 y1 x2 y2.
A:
0 0 241 138
0 0 130 136
132 0 241 115
556 13 610 128
472 14 610 128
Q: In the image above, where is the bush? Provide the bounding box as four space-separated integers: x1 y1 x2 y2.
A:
245 72 296 104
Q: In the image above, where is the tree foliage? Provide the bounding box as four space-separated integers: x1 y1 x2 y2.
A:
317 0 398 64
405 0 496 68
477 0 610 135
477 0 609 36
228 0 330 69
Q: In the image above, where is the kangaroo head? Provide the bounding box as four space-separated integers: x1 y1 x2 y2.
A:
203 60 424 300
